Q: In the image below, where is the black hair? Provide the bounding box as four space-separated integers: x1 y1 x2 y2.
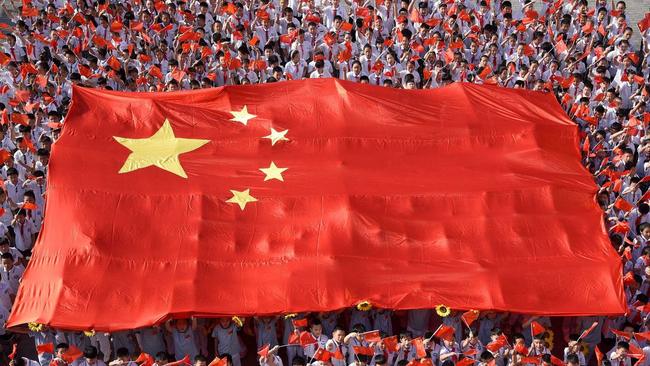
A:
83 345 98 359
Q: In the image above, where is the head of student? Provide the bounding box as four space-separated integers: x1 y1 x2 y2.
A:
332 326 345 342
616 341 630 356
374 354 387 366
155 351 171 365
16 208 27 224
566 354 580 366
1 252 14 271
83 345 99 365
0 238 9 253
116 347 130 362
532 334 546 350
7 167 18 184
480 350 495 364
310 318 323 337
55 342 69 358
194 354 208 366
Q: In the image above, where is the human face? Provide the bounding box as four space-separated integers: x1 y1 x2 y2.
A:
2 258 13 271
333 329 345 342
312 324 322 336
533 338 543 350
642 227 650 239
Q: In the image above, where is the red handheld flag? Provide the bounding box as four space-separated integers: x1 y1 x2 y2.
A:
614 197 634 212
550 355 565 366
531 321 546 336
595 346 604 366
257 344 270 357
521 357 541 364
578 321 599 340
412 338 427 358
37 342 54 354
433 324 455 340
292 318 308 328
635 332 650 342
61 346 83 363
382 336 399 352
353 346 375 356
135 353 155 366
363 330 382 343
611 329 632 340
313 348 331 361
299 331 316 346
461 310 479 327
288 332 300 345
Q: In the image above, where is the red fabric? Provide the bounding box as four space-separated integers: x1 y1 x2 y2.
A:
8 80 624 331
531 321 546 336
461 310 479 327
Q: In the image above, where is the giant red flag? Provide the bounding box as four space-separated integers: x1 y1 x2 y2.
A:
8 80 624 331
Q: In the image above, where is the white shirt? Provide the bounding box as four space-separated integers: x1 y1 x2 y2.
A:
5 179 25 204
12 219 35 251
1 264 24 294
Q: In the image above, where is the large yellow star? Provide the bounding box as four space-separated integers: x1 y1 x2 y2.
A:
259 161 287 181
113 119 210 178
226 189 258 210
230 106 256 125
263 128 289 146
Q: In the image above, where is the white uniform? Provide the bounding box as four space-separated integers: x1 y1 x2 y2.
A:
212 323 241 366
0 264 23 294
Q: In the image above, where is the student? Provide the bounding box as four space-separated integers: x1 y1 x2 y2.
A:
5 167 25 205
11 208 36 256
372 309 393 337
193 355 208 366
439 331 461 363
345 324 370 364
325 327 347 366
0 190 13 230
479 350 496 366
22 170 46 208
303 319 329 358
254 316 279 350
564 334 586 366
155 352 172 366
258 345 282 366
609 341 631 366
0 237 21 267
165 319 199 361
0 252 23 295
135 327 167 359
110 347 137 366
212 318 241 366
528 334 551 356
392 332 416 364
20 190 43 231
72 346 107 366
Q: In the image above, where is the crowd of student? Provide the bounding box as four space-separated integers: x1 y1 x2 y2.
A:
0 0 647 364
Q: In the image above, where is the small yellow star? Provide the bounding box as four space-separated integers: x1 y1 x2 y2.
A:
113 119 210 178
259 161 288 181
263 128 289 146
226 189 258 210
230 106 256 125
